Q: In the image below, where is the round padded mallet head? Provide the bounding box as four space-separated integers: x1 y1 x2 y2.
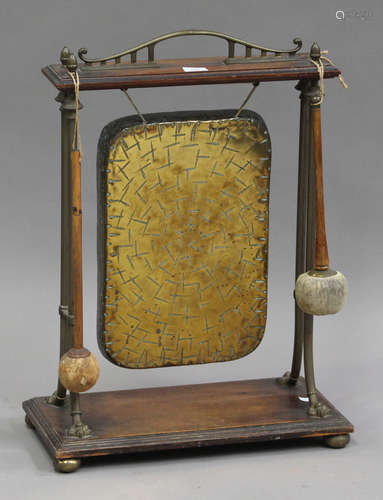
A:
295 268 347 316
59 348 100 393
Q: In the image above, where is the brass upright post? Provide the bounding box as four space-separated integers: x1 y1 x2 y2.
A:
278 79 314 385
303 79 318 408
47 50 83 406
291 80 312 382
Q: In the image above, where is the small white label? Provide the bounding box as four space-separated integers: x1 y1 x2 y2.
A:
182 66 209 72
299 396 310 402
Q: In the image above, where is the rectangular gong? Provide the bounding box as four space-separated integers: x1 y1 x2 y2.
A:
97 109 271 368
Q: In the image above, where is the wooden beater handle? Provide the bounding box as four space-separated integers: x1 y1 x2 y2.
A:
71 150 84 350
312 104 329 271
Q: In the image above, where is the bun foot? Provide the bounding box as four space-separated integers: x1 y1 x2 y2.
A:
54 459 81 473
324 434 350 449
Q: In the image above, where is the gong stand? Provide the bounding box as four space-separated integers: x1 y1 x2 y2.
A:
23 31 353 473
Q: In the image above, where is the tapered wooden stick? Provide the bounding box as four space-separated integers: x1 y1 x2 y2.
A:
312 106 329 271
71 150 84 350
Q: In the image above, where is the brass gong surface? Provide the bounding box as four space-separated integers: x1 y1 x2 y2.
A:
99 111 271 368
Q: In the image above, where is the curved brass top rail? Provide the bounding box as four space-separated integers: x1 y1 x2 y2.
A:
77 30 302 67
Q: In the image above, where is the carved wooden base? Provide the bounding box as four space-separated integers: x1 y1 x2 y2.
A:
23 377 353 471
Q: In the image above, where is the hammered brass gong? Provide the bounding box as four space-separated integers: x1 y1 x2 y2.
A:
97 109 271 368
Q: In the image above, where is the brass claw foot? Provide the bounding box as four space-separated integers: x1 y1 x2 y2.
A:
308 401 331 418
25 415 35 429
324 434 350 449
276 371 298 386
47 390 66 407
66 422 93 439
54 459 81 473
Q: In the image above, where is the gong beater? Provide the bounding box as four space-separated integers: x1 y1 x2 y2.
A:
295 90 347 315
